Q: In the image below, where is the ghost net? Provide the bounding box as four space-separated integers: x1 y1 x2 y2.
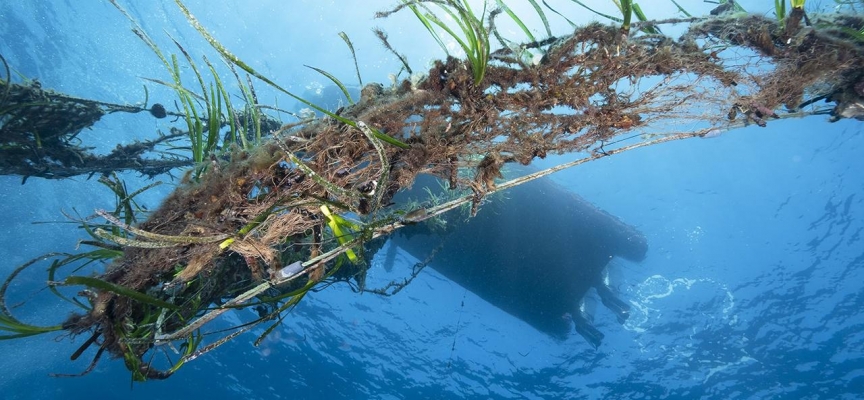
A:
1 2 863 380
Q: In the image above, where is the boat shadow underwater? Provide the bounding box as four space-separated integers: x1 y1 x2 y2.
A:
375 172 648 347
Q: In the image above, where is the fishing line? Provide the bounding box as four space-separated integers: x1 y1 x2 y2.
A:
446 287 468 370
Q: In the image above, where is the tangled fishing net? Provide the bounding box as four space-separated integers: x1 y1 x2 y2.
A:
0 69 197 180
1 1 863 380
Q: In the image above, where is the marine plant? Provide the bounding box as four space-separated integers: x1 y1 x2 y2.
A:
1 0 863 381
399 0 492 85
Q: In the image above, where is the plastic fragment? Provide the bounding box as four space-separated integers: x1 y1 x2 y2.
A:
277 261 304 280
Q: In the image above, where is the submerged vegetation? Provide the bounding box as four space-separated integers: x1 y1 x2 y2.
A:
2 0 864 380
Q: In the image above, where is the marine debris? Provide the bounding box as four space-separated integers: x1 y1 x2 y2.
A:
1 0 863 380
0 68 189 180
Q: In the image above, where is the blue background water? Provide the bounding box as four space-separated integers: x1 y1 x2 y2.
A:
1 1 862 399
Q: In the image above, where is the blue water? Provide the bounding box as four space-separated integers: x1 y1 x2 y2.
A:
1 1 862 399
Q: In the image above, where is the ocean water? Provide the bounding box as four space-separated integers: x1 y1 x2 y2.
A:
1 1 862 399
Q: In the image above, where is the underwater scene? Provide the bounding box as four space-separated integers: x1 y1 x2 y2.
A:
1 0 862 399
